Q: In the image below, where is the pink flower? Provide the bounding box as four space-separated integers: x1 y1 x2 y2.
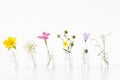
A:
38 32 50 40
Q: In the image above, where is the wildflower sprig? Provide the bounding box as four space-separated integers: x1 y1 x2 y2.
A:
92 33 110 66
57 30 76 53
83 33 90 54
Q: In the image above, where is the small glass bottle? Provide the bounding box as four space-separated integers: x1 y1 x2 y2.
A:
82 49 89 69
65 53 72 70
47 54 55 70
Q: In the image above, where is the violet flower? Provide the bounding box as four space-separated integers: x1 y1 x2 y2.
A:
83 33 90 66
83 33 90 42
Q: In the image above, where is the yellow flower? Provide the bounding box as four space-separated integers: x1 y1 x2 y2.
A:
3 37 16 49
63 40 69 48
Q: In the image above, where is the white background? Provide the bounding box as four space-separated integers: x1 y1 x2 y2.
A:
0 0 120 80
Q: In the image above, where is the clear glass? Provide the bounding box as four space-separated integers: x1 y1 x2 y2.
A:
11 49 19 69
47 55 55 70
81 52 89 69
64 53 72 70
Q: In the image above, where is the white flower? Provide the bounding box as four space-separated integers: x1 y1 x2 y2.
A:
24 41 37 54
101 33 111 40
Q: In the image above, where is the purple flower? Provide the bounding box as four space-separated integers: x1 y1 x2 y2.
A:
83 33 90 42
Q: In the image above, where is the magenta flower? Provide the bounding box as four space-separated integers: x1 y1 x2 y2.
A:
83 33 90 42
37 32 52 67
38 32 50 40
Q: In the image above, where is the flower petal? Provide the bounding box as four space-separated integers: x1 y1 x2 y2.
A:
38 36 44 39
46 33 50 36
44 36 48 40
83 33 90 42
42 32 47 36
42 32 50 36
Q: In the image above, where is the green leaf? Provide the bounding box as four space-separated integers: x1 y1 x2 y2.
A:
63 48 68 52
8 48 11 51
13 46 16 49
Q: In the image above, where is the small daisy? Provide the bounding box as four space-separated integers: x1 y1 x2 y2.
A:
24 41 37 54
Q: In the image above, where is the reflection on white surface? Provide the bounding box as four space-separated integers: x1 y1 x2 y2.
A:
0 67 112 80
65 70 73 80
81 68 89 80
100 68 108 80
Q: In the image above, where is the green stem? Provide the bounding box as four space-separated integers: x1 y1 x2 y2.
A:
83 42 89 65
66 52 71 69
60 37 64 41
68 53 71 68
83 53 85 65
85 42 88 50
103 40 109 66
44 39 51 67
93 39 103 55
